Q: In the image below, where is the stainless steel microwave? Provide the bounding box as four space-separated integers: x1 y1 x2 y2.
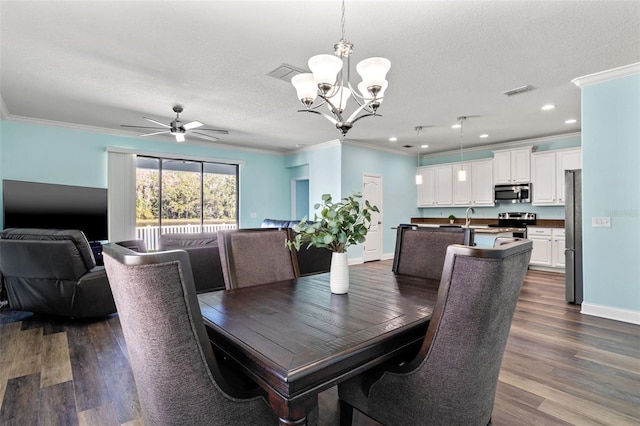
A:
494 183 531 203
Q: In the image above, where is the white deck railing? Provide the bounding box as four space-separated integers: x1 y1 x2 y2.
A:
136 223 237 251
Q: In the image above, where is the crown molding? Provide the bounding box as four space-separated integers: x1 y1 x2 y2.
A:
341 139 416 157
572 62 640 88
2 112 286 156
290 138 342 153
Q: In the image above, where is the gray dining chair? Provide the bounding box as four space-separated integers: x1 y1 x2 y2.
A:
392 225 474 280
339 239 533 426
101 243 280 425
218 228 300 289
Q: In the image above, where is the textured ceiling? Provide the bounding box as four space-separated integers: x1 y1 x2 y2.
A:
1 0 639 155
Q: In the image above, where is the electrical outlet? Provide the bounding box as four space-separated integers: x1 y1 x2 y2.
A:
250 212 257 219
592 217 611 227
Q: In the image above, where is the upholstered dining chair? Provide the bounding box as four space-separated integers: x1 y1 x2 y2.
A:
218 228 300 290
392 225 474 280
101 243 280 425
339 239 533 426
114 239 147 252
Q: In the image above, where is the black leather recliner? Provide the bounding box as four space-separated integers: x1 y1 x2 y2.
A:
261 219 332 276
159 232 225 292
0 228 116 318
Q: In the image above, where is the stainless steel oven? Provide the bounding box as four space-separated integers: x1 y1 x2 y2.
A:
488 212 536 238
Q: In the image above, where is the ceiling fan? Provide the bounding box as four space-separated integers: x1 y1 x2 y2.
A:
121 105 229 142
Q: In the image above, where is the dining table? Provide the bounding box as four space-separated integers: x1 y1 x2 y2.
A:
198 262 439 426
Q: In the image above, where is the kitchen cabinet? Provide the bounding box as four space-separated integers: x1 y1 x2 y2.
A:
493 147 532 184
434 164 453 206
452 162 471 205
528 227 565 269
419 159 494 207
453 159 494 206
417 166 435 207
528 227 553 267
532 148 582 206
471 159 495 206
552 228 566 268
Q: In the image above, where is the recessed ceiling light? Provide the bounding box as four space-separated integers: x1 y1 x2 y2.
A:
451 123 462 129
389 137 397 142
565 119 577 124
541 104 555 111
421 144 429 149
479 134 489 138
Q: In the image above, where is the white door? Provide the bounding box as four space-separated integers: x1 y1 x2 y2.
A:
362 174 382 262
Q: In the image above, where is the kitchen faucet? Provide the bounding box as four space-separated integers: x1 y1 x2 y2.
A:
465 207 475 227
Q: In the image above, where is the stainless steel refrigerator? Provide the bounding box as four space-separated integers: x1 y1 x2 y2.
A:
565 169 583 304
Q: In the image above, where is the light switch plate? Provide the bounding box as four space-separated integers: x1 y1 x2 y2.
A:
592 217 611 227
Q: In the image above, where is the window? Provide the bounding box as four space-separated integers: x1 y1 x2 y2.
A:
135 156 238 250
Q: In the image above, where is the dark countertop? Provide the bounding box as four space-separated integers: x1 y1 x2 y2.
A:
410 218 565 228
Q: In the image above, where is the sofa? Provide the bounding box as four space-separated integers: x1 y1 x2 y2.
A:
159 232 225 292
0 228 116 318
261 219 332 276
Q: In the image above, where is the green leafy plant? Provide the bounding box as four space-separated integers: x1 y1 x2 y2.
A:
448 214 456 221
287 193 380 253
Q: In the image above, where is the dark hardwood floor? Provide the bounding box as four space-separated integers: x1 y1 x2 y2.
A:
1 261 639 425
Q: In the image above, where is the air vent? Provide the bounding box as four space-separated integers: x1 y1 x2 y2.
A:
502 85 534 96
268 64 306 82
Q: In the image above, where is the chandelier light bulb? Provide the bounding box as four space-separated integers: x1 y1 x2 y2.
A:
308 54 343 93
356 57 391 93
458 169 467 182
291 73 318 107
327 86 352 113
415 174 423 185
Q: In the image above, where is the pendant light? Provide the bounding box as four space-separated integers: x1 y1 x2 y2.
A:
415 126 423 185
457 117 467 182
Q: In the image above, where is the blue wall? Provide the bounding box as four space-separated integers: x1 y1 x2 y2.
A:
0 120 291 229
341 144 420 257
581 73 640 314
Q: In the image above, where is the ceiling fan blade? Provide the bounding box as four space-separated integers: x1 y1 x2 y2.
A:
121 125 166 130
143 117 171 128
191 131 219 141
175 133 186 143
183 121 203 130
199 128 229 135
139 130 170 137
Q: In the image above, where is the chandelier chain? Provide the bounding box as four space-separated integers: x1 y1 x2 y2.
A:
341 0 346 40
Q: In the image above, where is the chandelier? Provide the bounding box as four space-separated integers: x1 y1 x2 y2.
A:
291 0 391 137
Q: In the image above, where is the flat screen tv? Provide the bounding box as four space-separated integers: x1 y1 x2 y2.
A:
2 180 108 242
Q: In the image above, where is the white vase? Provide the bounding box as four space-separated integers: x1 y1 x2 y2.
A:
330 252 349 294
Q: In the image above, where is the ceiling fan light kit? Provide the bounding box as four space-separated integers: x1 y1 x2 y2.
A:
121 105 229 143
291 0 391 137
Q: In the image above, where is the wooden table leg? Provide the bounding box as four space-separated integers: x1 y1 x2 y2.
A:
268 392 318 426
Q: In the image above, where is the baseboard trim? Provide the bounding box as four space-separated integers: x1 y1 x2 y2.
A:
528 265 565 273
581 303 640 325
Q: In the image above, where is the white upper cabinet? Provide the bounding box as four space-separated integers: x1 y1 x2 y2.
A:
418 159 494 207
434 164 453 206
417 166 436 207
531 151 557 204
493 147 532 184
452 162 472 205
532 148 582 206
471 159 495 206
